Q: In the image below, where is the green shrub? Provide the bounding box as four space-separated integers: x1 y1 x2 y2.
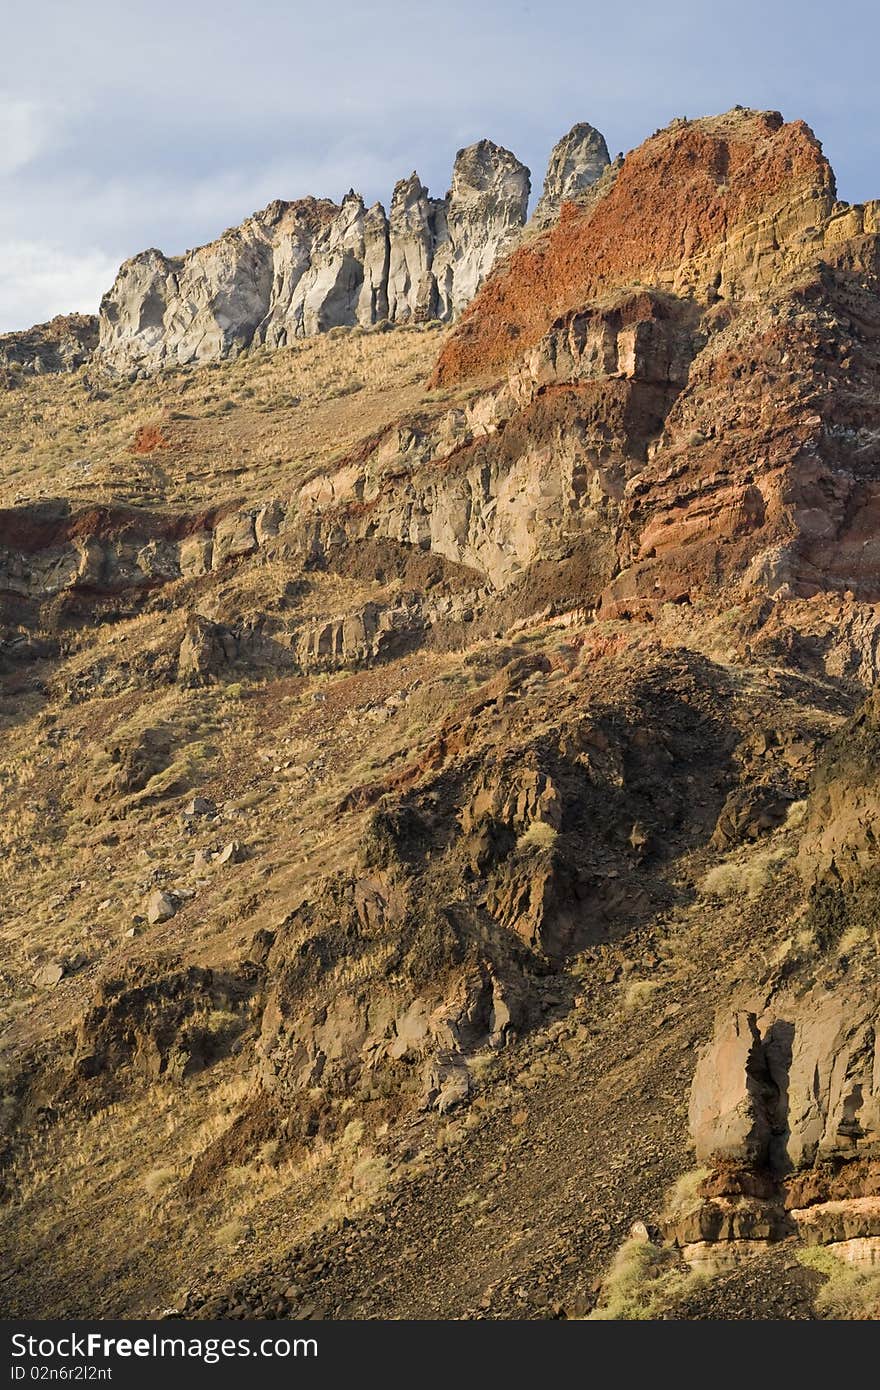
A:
588 1237 704 1320
797 1245 880 1318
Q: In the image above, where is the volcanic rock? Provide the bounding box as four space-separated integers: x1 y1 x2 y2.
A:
532 121 611 227
386 174 446 323
0 314 98 378
95 138 536 373
146 890 179 925
432 140 531 319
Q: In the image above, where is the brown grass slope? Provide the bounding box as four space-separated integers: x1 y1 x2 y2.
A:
1 112 879 1322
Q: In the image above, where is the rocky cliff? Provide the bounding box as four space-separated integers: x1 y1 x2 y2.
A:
433 109 843 387
1 106 879 1322
531 121 612 227
96 139 535 375
5 124 611 381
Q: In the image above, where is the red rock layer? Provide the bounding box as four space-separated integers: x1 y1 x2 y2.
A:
432 110 835 387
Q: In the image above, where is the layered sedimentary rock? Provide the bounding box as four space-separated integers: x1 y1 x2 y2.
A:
424 108 880 620
96 139 531 374
15 111 880 632
531 121 611 227
676 983 880 1271
432 109 841 387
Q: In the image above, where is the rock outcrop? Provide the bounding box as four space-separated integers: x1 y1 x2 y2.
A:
689 993 880 1174
677 984 880 1271
260 192 390 342
0 313 98 378
433 109 841 388
531 121 611 227
95 139 532 374
386 174 448 323
431 140 530 319
98 199 338 375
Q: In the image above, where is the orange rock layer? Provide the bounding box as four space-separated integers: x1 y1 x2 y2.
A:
432 109 836 387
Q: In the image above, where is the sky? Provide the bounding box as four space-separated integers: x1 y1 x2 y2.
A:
1 0 878 332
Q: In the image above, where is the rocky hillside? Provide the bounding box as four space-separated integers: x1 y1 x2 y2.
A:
0 107 878 1321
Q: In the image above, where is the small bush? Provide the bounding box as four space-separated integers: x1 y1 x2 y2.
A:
663 1168 711 1218
700 845 789 900
797 1245 880 1319
350 1154 390 1195
838 923 870 956
341 1119 364 1148
623 979 659 1012
143 1166 176 1197
588 1238 704 1320
516 820 559 853
214 1218 250 1249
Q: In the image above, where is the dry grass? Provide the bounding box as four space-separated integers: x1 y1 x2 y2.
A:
516 820 559 852
588 1237 705 1320
622 979 660 1012
0 326 445 511
662 1168 711 1218
797 1245 880 1319
699 844 792 900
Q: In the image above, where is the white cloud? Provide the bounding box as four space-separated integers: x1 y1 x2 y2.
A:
0 241 120 333
0 96 51 176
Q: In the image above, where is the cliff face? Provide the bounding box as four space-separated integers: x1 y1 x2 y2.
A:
95 140 534 375
424 108 880 617
2 107 880 1322
433 109 841 387
7 124 612 381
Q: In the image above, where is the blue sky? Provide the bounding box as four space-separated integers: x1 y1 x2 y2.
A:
1 0 877 331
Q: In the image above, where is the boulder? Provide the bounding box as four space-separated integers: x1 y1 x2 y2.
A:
216 840 246 866
146 890 179 925
32 961 65 988
689 1011 776 1166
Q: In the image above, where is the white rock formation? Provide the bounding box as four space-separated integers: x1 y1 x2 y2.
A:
386 174 446 323
433 140 531 318
256 199 341 348
532 122 611 228
94 125 604 374
281 192 390 338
